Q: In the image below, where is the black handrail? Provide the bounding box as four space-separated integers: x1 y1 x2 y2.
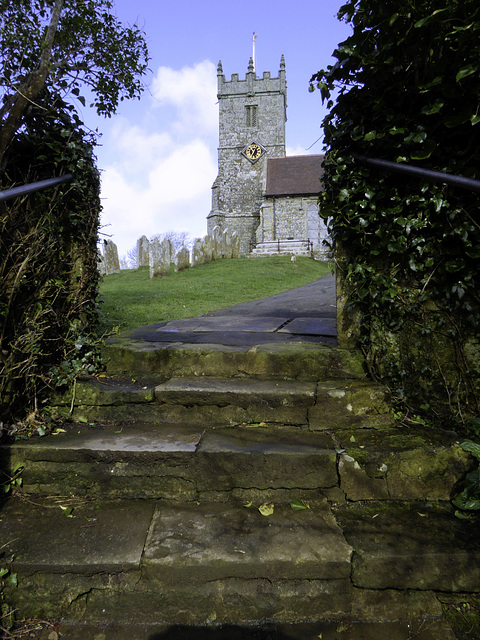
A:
0 173 74 203
353 154 480 193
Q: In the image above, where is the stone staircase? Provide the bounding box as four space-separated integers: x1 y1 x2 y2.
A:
250 240 313 257
1 334 478 638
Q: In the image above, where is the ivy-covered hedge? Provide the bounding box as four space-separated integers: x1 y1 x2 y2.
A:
312 0 480 424
0 93 101 426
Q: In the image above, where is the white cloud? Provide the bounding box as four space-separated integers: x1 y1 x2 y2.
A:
100 138 216 255
98 61 219 256
150 60 218 137
286 145 311 156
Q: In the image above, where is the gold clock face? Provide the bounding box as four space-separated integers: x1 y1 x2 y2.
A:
245 143 262 160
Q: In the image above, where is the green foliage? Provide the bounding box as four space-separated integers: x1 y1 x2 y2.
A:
98 257 332 334
0 93 102 424
1 463 23 495
0 2 149 427
453 440 480 517
311 0 480 422
0 568 16 631
0 0 149 117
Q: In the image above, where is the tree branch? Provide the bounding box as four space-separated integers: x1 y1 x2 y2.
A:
0 0 64 168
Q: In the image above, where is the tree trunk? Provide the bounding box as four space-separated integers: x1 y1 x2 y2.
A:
0 0 64 169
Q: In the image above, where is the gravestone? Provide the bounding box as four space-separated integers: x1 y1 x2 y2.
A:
175 246 191 272
150 237 174 278
222 229 233 259
103 240 120 275
231 232 241 258
191 238 204 267
137 235 150 267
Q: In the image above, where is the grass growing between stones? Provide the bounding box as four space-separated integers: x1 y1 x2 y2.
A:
98 256 332 334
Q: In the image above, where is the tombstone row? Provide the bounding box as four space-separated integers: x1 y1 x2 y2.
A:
138 227 241 278
99 227 241 278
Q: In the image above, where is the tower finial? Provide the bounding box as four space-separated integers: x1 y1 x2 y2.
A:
217 60 223 75
280 54 285 71
248 57 254 74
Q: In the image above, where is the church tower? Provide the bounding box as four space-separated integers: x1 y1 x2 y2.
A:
207 56 287 254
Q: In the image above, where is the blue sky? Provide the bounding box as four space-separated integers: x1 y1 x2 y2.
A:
83 0 352 257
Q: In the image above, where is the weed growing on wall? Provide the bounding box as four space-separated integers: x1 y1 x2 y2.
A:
0 94 102 427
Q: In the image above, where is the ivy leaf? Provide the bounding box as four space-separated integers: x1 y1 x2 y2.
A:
5 572 17 587
456 65 477 82
460 441 480 460
452 494 480 511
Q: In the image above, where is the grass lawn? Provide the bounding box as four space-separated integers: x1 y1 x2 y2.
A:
98 256 332 333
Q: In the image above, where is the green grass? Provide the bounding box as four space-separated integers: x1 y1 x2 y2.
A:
98 256 332 333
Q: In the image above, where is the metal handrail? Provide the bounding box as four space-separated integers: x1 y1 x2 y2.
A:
353 154 480 193
0 174 74 203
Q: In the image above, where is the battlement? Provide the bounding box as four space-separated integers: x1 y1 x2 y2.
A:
217 56 286 97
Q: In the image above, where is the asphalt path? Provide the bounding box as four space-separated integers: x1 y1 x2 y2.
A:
203 272 336 319
127 273 337 347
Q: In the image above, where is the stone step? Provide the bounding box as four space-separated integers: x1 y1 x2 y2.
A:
34 619 459 640
1 495 474 632
250 240 313 257
5 424 470 503
102 340 366 382
6 425 338 499
52 376 394 428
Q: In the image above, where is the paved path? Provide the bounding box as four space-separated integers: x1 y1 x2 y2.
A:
127 273 337 347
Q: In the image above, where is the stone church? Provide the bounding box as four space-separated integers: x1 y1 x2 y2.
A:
207 55 329 258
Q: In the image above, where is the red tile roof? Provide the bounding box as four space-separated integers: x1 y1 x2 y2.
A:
265 154 325 196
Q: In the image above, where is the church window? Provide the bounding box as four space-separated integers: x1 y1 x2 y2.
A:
246 105 258 127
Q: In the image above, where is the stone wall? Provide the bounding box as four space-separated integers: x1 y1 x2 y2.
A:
256 197 331 259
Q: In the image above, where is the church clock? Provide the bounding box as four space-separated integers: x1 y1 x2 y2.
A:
243 142 264 163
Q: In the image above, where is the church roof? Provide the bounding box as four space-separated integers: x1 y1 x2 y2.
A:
265 154 324 197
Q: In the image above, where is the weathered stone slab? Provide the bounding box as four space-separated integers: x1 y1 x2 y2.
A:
7 425 203 498
338 452 389 500
0 498 155 573
336 501 480 592
335 426 472 500
309 381 393 430
155 377 316 408
53 376 156 407
143 501 352 583
51 618 458 640
103 338 365 381
196 427 337 490
68 578 354 627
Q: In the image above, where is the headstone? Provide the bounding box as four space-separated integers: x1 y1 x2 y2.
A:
212 226 222 260
203 235 215 263
191 238 204 266
231 232 241 258
103 240 120 275
150 237 174 277
137 235 150 267
98 251 106 276
222 229 233 259
174 246 190 272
